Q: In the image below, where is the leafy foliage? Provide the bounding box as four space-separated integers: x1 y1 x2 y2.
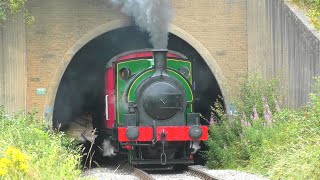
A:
206 75 320 179
0 0 34 25
293 0 320 30
0 109 82 179
233 75 280 118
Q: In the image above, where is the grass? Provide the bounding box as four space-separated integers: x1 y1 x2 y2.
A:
205 75 320 179
0 109 82 179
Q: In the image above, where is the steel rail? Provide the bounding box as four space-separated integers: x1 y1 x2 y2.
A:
188 166 220 180
123 164 155 180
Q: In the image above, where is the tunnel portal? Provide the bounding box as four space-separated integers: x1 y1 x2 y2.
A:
52 26 224 137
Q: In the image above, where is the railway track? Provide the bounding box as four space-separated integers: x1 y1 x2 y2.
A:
123 164 155 180
188 166 220 180
123 164 219 180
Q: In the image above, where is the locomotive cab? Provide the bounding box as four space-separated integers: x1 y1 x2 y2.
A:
104 49 208 166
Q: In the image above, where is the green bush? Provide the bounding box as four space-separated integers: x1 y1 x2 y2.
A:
0 109 81 179
234 75 280 118
206 75 320 179
206 75 280 169
205 102 244 168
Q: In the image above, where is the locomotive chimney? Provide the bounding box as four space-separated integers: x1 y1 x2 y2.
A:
152 49 168 76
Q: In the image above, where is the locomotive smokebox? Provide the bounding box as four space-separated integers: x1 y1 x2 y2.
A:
152 49 168 75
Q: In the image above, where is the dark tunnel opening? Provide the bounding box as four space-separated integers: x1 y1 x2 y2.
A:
52 26 224 163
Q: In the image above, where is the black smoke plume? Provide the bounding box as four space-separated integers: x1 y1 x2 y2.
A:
110 0 173 48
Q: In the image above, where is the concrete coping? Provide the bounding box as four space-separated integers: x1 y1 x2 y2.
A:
285 1 320 40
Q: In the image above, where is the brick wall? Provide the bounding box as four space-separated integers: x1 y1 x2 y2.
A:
27 0 127 112
172 0 247 80
26 0 248 113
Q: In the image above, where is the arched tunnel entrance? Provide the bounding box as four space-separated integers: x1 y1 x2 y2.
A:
52 25 224 148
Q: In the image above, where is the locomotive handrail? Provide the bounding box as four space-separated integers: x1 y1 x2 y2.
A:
105 95 109 120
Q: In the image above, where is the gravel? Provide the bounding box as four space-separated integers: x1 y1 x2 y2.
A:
151 171 201 180
81 165 137 180
81 165 269 180
190 165 269 180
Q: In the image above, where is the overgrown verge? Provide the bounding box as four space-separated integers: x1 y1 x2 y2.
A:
292 0 320 30
0 108 82 179
206 75 320 179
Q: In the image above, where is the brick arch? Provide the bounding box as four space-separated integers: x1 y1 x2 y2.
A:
169 24 229 107
44 20 229 122
44 19 131 121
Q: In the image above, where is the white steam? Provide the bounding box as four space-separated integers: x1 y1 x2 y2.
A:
191 141 201 154
110 0 173 48
102 139 116 157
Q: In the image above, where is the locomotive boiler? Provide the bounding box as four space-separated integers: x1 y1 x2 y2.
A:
103 49 208 166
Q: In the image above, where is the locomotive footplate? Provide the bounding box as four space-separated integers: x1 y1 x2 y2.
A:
117 126 208 142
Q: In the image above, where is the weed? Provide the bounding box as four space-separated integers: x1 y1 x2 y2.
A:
0 108 81 179
206 75 320 179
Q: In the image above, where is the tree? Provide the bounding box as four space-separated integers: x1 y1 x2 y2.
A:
0 0 33 25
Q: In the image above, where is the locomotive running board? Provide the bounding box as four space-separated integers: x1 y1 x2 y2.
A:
131 159 194 165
